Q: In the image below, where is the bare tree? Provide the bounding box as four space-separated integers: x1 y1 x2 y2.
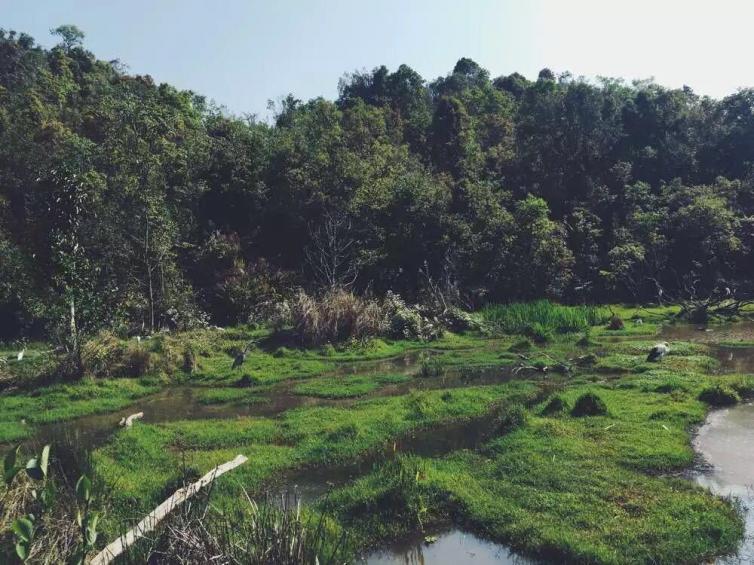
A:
305 211 359 290
649 274 754 322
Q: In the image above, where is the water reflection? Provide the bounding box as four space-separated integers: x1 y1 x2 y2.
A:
363 528 533 565
694 402 754 563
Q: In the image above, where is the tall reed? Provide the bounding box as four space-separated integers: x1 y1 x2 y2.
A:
480 300 609 335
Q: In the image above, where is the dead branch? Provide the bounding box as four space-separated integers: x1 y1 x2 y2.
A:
118 412 144 427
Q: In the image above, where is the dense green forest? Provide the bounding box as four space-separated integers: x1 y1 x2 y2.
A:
2 25 754 340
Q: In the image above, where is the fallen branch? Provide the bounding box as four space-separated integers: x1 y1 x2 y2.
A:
118 412 144 427
90 454 249 565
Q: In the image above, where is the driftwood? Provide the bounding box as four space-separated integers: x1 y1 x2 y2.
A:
90 454 249 565
118 412 144 427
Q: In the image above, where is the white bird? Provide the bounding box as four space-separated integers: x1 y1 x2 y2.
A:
135 336 141 344
647 342 670 362
16 347 26 362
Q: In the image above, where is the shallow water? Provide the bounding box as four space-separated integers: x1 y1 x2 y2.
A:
694 402 754 563
362 528 533 564
269 409 507 506
661 321 754 343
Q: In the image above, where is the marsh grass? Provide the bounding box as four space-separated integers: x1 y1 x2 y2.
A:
327 381 744 564
480 301 609 335
119 489 351 564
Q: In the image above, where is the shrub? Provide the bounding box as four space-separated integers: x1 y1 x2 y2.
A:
123 479 350 563
698 385 740 406
542 395 569 415
235 374 256 388
571 392 607 416
492 404 527 433
730 377 754 398
440 307 483 333
249 299 292 331
182 346 197 373
526 323 553 344
290 289 386 346
384 292 443 342
607 315 624 330
80 331 125 378
121 346 153 378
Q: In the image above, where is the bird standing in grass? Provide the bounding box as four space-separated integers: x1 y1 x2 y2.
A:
647 342 670 362
16 347 25 362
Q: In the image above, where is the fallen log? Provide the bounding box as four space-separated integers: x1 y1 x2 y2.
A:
118 412 144 427
89 454 249 565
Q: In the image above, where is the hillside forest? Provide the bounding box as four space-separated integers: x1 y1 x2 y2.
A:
2 26 754 340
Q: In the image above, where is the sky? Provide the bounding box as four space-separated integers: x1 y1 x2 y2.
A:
2 0 753 119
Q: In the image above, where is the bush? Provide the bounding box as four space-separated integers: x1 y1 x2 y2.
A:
607 315 624 330
542 395 569 415
290 289 386 346
526 323 553 344
80 331 125 378
121 346 153 377
182 346 197 373
571 392 607 416
249 298 292 331
439 307 484 333
235 374 258 388
698 385 740 406
492 403 527 433
384 292 444 342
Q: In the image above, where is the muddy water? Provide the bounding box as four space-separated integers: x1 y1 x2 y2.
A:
694 402 754 563
26 353 519 459
659 322 754 374
660 321 754 343
362 528 534 564
33 386 328 452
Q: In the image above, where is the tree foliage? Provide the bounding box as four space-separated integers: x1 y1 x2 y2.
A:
1 27 753 338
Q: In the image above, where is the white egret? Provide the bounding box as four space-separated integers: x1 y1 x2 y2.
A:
647 342 670 362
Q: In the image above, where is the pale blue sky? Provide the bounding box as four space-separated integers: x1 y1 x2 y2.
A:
2 0 753 118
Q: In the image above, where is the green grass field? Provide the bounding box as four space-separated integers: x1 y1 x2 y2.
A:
0 304 750 563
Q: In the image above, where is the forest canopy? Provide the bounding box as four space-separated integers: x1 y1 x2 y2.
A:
1 26 753 339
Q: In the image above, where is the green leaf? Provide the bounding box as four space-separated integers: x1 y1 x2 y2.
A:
76 475 92 504
39 445 50 479
15 541 29 561
84 513 99 546
11 516 34 543
3 444 20 485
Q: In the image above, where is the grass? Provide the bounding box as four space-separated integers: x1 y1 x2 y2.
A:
479 300 610 335
293 374 410 398
3 303 753 563
91 382 540 518
0 378 161 443
323 381 744 563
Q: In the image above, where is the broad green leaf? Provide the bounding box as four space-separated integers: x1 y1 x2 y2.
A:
85 513 99 546
3 444 20 485
39 445 50 478
11 516 34 543
15 541 29 561
76 475 92 504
